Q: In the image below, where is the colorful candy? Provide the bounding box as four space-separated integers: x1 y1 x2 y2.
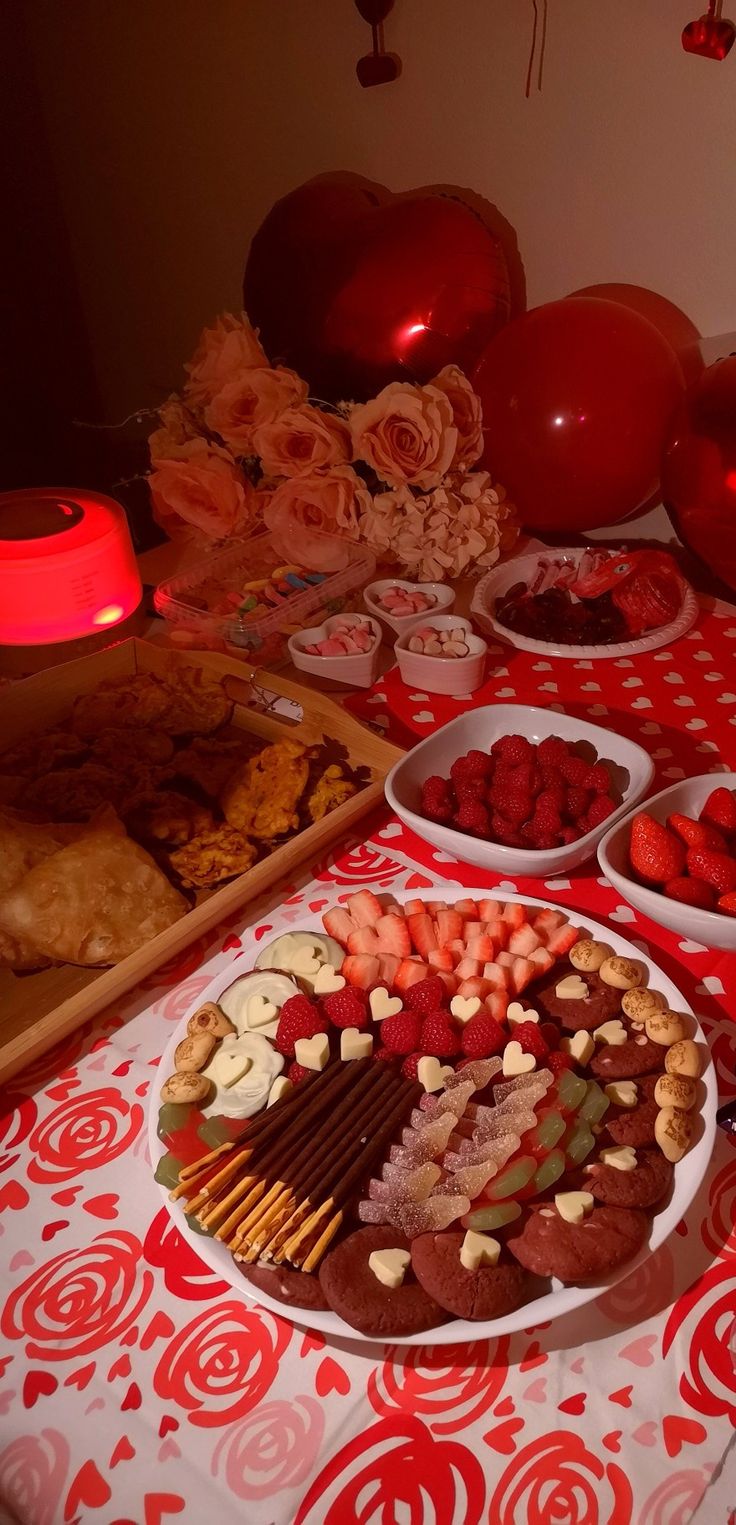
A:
302 617 377 658
375 585 437 617
407 625 471 658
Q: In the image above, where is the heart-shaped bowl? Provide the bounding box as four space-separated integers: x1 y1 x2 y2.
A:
288 613 382 688
598 772 736 951
364 578 455 638
385 702 655 876
394 615 487 695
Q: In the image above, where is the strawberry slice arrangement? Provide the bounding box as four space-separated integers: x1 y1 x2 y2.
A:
418 733 618 849
628 787 736 915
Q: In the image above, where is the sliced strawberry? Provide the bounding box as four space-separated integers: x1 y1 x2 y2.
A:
497 951 515 969
341 953 380 990
663 876 716 910
347 889 384 927
717 890 736 916
531 908 567 935
404 898 427 916
493 920 511 952
456 956 482 979
427 948 454 971
394 958 431 991
448 939 466 962
510 956 536 994
322 906 355 945
528 946 555 975
667 812 727 852
487 989 509 1024
347 926 380 955
466 934 497 962
377 953 401 985
629 812 686 885
508 924 541 957
501 902 528 928
455 898 479 917
457 975 492 999
686 846 736 895
700 785 736 833
478 898 503 921
436 970 459 997
482 960 511 991
375 913 411 958
435 908 464 944
407 912 438 956
462 920 485 940
545 924 580 958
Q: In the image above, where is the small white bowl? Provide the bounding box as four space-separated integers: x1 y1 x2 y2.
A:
598 772 736 951
364 578 455 638
394 615 487 696
288 613 381 688
385 703 655 876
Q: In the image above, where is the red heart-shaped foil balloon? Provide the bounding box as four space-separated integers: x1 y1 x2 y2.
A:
682 14 735 58
243 176 512 400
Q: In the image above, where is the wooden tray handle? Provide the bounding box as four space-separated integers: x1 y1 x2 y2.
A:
222 665 404 762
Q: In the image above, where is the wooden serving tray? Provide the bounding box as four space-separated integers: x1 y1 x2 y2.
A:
0 639 402 1084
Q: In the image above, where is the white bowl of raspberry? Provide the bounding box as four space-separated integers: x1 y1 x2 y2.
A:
385 704 655 877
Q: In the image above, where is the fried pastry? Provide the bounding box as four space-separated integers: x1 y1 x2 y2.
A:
0 729 88 779
72 672 176 736
163 736 249 797
18 764 126 821
123 789 214 847
0 824 186 966
221 740 310 839
306 764 357 822
0 811 83 970
168 826 258 888
162 671 233 735
90 727 175 768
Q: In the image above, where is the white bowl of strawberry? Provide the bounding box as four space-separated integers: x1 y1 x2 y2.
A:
385 704 654 877
599 774 736 950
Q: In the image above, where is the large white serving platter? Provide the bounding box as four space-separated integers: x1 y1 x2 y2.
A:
150 890 717 1347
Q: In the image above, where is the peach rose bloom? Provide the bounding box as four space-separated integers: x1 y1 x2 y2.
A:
149 441 255 542
253 405 351 478
185 312 268 404
264 467 371 570
148 397 201 464
349 381 457 490
430 364 484 470
204 367 308 455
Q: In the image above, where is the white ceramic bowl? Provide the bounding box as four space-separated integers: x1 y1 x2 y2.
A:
599 772 736 950
151 887 716 1347
364 578 455 638
471 547 699 660
288 613 381 688
394 615 487 696
385 703 655 875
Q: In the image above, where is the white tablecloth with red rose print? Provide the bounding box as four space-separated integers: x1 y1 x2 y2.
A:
1 818 735 1525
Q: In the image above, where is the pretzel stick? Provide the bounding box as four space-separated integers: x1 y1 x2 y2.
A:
173 1064 341 1191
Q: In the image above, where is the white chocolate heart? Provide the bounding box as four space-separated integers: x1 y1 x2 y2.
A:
507 1002 539 1027
604 1080 638 1108
561 1031 594 1066
368 1247 411 1288
599 1144 637 1172
267 1076 293 1107
369 986 403 1021
340 1027 374 1061
460 1229 500 1270
417 1056 454 1092
502 1041 536 1078
555 1190 594 1224
594 1019 628 1047
294 1032 330 1071
451 995 481 1024
245 993 278 1030
555 974 588 1001
290 947 322 976
312 963 346 995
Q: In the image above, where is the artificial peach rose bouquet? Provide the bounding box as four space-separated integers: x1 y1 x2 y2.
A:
148 311 518 579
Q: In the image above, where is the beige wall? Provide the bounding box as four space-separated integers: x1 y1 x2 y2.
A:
23 0 736 418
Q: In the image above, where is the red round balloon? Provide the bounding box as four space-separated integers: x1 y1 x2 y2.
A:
662 356 736 591
243 176 511 401
568 283 703 386
473 297 685 533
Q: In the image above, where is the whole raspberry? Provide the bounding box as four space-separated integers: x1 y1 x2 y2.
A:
275 996 328 1057
586 794 616 827
456 800 491 837
491 812 524 846
514 1021 550 1062
454 776 486 804
424 800 454 824
548 1051 574 1077
538 735 568 767
461 1012 506 1058
401 1052 425 1081
559 753 590 787
540 762 565 790
451 749 493 781
565 786 590 819
582 762 611 793
323 988 368 1030
421 1012 462 1058
422 774 451 800
494 734 535 765
380 1009 422 1055
536 783 566 814
287 1060 311 1084
405 975 446 1014
374 1046 400 1063
503 791 533 827
560 825 584 844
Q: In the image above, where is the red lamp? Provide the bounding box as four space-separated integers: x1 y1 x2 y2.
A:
682 3 735 59
0 489 142 646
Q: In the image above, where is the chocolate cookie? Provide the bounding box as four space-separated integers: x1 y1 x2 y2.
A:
319 1227 448 1337
586 1148 673 1209
536 968 622 1032
240 1260 331 1312
507 1205 648 1283
590 1028 663 1081
411 1232 527 1321
606 1075 660 1147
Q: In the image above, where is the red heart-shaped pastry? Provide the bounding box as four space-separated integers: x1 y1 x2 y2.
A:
244 175 512 400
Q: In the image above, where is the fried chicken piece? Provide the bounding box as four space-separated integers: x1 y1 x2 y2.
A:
18 764 128 821
163 670 233 735
123 790 214 847
0 729 89 779
168 826 258 888
221 740 310 839
306 764 358 822
90 727 175 768
72 673 177 736
164 735 249 797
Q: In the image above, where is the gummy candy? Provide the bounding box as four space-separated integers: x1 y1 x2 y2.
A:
565 1118 596 1164
556 1069 588 1113
494 1069 552 1106
528 1110 566 1158
485 1155 537 1200
446 1058 502 1090
533 1148 566 1192
376 1162 442 1202
358 1199 391 1224
402 1113 457 1159
578 1081 610 1126
391 1194 470 1236
463 1200 523 1232
462 1109 537 1145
